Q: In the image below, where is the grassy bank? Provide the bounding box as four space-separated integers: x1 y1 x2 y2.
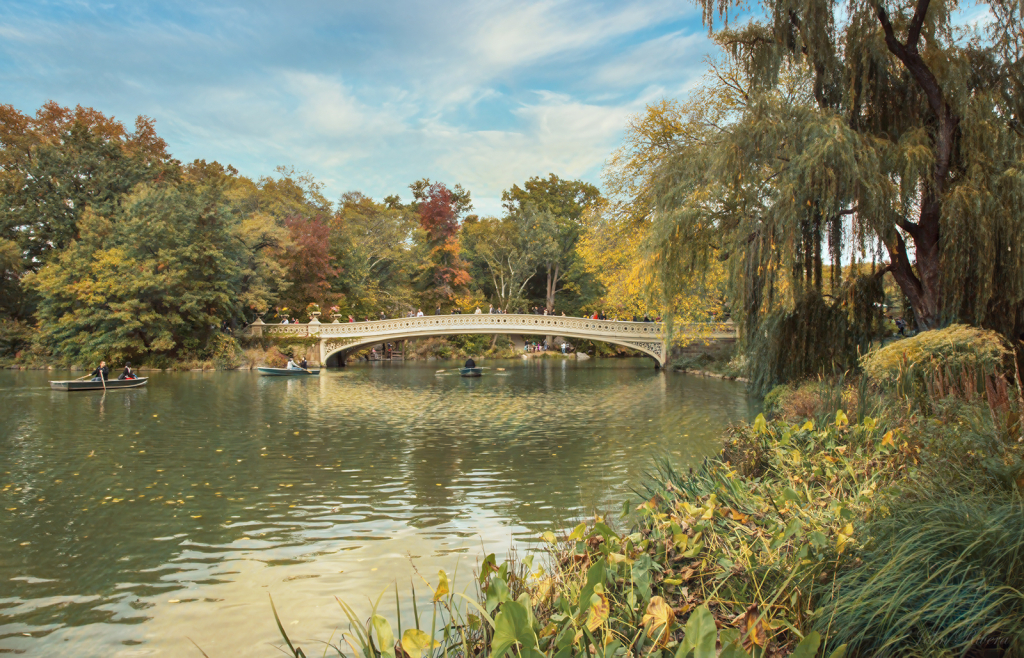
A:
263 325 1024 657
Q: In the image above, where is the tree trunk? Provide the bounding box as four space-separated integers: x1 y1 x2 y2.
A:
545 264 560 312
885 227 942 331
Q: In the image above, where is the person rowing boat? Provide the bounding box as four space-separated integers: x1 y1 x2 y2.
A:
90 361 109 382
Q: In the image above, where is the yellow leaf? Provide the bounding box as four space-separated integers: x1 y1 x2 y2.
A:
641 596 675 646
541 531 557 544
401 629 438 658
801 420 814 432
881 431 895 447
731 509 750 524
432 569 449 602
586 592 610 631
835 410 849 427
568 523 587 541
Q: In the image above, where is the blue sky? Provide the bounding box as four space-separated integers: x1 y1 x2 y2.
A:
0 1 717 216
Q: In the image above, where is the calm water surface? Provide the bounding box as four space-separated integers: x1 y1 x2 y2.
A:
0 360 755 656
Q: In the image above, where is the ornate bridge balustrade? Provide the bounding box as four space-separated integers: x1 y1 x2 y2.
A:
248 314 736 368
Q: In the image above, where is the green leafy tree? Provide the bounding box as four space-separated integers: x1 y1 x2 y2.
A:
462 214 544 311
501 174 601 311
331 191 418 317
656 0 1024 338
27 183 254 363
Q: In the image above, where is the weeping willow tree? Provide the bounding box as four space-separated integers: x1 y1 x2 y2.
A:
649 0 1024 390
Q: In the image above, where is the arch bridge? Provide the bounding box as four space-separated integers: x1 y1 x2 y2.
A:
248 314 736 368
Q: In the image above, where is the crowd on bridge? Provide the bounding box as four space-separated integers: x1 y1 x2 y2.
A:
275 307 661 324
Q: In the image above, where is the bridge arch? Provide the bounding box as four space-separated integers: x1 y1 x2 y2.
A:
252 314 670 367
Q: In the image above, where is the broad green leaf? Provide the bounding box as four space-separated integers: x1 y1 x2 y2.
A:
541 531 557 544
479 553 498 584
576 558 607 614
790 631 821 658
675 604 716 658
489 599 539 658
588 522 618 543
485 576 510 613
718 629 750 658
372 615 395 658
753 413 767 434
631 553 657 602
808 531 829 549
827 645 848 658
568 523 587 541
401 629 438 658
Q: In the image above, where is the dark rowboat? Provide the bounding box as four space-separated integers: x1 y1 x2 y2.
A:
50 377 148 391
460 367 483 377
257 367 320 376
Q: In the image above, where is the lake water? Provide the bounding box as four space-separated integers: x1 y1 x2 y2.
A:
0 360 756 656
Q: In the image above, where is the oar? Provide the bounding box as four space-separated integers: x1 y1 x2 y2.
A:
100 368 107 392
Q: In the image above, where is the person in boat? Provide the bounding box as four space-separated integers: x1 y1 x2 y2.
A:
90 361 109 382
118 361 137 380
299 357 308 370
286 357 301 370
464 357 476 369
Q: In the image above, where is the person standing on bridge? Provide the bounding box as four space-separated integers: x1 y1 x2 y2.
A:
435 305 441 316
416 309 424 317
474 306 482 314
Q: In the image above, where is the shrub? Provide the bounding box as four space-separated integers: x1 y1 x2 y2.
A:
860 324 1010 405
762 384 790 418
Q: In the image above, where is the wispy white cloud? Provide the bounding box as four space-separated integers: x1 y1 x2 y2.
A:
0 0 713 215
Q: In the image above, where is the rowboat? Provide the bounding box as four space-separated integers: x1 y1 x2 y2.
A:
50 377 148 391
257 367 320 376
460 367 483 377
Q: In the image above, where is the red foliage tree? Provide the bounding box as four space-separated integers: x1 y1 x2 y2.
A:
280 214 339 311
417 183 470 302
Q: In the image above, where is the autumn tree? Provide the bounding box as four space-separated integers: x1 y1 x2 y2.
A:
502 174 600 311
413 181 472 305
0 102 177 318
277 214 339 315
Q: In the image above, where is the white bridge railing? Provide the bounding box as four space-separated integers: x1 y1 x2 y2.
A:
247 314 735 367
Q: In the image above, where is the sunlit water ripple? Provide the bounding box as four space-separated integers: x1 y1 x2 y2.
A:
0 359 756 655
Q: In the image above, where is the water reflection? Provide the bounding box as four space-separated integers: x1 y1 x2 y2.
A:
0 361 756 655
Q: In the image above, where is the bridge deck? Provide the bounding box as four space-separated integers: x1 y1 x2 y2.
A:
249 314 736 367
